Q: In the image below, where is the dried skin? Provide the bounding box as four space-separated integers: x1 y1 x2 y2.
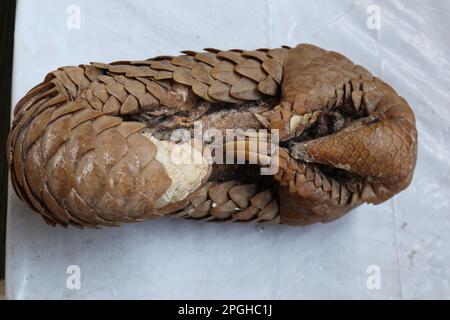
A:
8 44 418 228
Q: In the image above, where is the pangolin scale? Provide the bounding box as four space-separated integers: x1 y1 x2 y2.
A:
7 44 418 228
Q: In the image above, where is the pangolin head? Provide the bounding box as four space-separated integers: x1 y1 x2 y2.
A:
267 44 418 226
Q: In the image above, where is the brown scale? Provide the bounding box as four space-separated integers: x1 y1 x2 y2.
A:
8 44 417 228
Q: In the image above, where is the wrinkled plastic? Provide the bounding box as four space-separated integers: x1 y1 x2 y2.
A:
7 0 450 299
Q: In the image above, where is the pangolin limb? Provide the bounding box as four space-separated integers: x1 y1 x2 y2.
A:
7 44 418 228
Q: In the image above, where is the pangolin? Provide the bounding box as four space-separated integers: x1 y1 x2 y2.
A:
7 44 418 228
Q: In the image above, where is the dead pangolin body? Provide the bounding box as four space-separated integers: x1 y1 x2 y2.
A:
8 44 418 228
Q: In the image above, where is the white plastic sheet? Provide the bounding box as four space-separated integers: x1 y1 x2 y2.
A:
7 0 450 299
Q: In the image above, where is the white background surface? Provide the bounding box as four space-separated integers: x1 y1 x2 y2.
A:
7 0 450 299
